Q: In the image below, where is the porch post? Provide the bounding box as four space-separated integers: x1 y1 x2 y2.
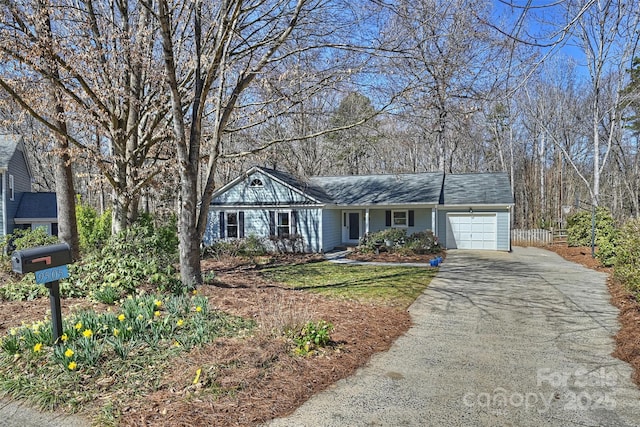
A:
365 208 370 235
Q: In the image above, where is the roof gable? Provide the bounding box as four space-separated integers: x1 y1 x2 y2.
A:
210 167 325 206
442 173 513 205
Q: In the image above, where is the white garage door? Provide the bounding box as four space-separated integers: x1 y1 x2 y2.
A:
446 214 497 250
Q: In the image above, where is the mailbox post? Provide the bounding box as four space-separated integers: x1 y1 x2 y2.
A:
12 243 72 344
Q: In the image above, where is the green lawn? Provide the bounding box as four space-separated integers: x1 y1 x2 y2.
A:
260 261 437 307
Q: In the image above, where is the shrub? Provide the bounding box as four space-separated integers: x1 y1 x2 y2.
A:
358 229 440 255
269 234 305 253
405 230 441 254
76 198 111 251
567 207 617 266
287 320 333 356
614 219 640 294
203 235 268 259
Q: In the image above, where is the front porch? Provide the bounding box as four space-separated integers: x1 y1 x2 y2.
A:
339 207 435 246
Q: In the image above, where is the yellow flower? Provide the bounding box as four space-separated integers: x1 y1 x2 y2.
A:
192 289 198 295
154 299 162 308
33 343 43 353
195 306 202 313
118 314 126 322
9 328 16 336
68 361 77 370
61 333 68 342
137 314 144 321
74 322 83 330
113 328 120 337
176 319 184 327
173 341 181 348
82 329 93 338
64 348 74 358
154 311 161 317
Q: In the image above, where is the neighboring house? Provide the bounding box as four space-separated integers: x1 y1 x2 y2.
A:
204 166 514 252
0 134 58 237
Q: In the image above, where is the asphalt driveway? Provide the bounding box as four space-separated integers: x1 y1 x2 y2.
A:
267 247 640 426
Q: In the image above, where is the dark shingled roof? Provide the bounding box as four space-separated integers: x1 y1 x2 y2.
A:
441 173 514 205
310 173 444 205
0 134 21 169
15 193 58 219
250 167 513 207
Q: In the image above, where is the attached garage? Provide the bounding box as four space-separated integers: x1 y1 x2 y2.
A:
436 173 514 252
446 213 497 250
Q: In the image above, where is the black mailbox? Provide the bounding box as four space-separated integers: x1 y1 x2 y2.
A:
11 243 72 274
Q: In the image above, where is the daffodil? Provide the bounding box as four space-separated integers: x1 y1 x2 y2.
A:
176 319 184 327
192 289 198 295
64 348 74 358
195 306 202 313
82 329 93 338
113 328 120 337
137 314 144 321
118 314 126 322
61 333 68 342
154 311 161 317
33 343 43 353
68 361 77 370
74 322 83 330
154 299 162 308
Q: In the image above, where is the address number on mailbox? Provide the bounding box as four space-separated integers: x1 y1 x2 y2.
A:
35 265 70 285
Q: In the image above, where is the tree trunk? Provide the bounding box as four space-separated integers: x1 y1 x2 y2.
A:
53 135 80 260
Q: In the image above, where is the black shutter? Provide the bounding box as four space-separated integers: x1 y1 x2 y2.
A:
291 210 298 235
219 211 225 238
269 211 276 236
408 210 415 227
385 210 391 227
239 211 245 238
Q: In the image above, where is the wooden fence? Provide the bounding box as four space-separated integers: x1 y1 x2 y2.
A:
511 229 553 246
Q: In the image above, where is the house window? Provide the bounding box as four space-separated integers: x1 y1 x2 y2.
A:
219 211 244 239
277 212 290 237
226 212 239 238
9 174 14 201
250 178 263 187
392 210 408 227
269 210 298 237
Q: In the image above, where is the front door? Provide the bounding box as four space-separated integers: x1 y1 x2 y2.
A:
342 211 361 244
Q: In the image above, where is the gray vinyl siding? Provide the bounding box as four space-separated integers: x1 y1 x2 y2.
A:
212 171 316 205
496 211 511 251
321 209 342 252
436 208 511 251
6 147 32 234
204 207 322 253
367 208 432 235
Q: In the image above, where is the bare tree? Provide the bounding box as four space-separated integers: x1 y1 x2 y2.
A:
0 0 171 236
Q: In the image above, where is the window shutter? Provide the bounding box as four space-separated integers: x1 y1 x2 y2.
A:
269 211 276 236
385 210 391 227
408 210 415 227
239 211 245 238
219 211 225 238
291 210 298 235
